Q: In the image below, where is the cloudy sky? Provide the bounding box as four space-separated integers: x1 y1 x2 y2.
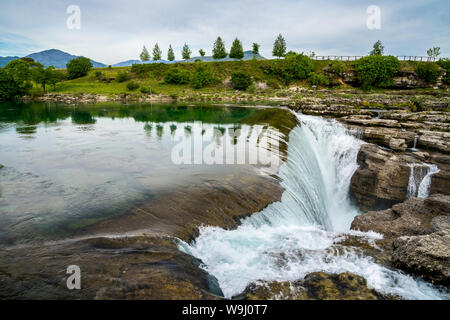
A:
0 0 449 64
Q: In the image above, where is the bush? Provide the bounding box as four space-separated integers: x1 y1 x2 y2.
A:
308 72 329 86
415 62 440 84
164 68 191 84
437 59 450 85
126 81 140 91
140 87 150 94
230 72 252 90
66 57 93 79
408 97 425 112
354 55 400 88
192 65 216 89
330 60 346 76
271 53 314 83
116 71 131 83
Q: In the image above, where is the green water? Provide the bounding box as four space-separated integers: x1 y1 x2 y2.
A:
0 102 294 246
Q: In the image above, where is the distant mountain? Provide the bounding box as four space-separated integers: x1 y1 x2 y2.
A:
0 56 20 67
184 50 265 62
25 49 106 68
0 49 106 68
112 59 178 67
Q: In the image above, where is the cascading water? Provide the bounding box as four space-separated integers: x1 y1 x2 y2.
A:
407 163 440 199
178 114 449 300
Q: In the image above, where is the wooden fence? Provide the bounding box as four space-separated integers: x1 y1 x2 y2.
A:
312 55 446 62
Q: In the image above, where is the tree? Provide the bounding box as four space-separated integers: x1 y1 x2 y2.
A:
66 57 93 79
0 68 23 101
167 45 175 61
252 43 260 57
427 47 441 59
212 37 227 59
140 46 150 62
369 40 384 56
1 59 36 100
182 43 192 60
199 49 206 57
32 64 59 92
152 43 162 61
229 38 244 59
272 34 287 58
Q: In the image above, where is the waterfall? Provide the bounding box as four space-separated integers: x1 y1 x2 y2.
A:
178 114 448 300
407 163 440 199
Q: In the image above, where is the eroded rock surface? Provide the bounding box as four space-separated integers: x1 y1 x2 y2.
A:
392 230 450 286
233 272 388 300
350 144 414 211
351 194 450 243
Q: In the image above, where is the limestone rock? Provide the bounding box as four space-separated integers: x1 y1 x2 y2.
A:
234 272 388 300
350 144 414 211
392 230 450 286
351 194 450 243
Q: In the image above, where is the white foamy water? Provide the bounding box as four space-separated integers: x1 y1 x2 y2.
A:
178 114 449 300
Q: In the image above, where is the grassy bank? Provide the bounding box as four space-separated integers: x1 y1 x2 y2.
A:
37 57 448 101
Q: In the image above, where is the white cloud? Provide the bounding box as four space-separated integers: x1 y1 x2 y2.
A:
0 0 449 64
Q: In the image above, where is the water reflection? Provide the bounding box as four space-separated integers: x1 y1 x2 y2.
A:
0 102 295 246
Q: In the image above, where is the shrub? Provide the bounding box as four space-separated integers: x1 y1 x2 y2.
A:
140 87 150 94
330 60 346 76
308 72 329 86
126 81 139 91
271 53 314 83
354 55 400 88
192 65 216 89
116 71 131 83
94 71 103 79
66 57 93 79
437 59 450 85
415 62 440 84
230 72 252 90
164 68 191 84
408 97 425 112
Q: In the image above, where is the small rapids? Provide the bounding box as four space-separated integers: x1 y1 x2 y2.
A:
407 163 440 199
178 114 449 300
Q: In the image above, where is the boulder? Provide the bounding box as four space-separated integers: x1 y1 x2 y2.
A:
350 144 413 211
351 194 450 243
233 272 387 300
392 230 450 286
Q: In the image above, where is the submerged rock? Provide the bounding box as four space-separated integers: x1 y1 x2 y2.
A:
233 272 388 300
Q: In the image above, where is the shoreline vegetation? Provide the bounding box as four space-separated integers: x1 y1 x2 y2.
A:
1 39 449 104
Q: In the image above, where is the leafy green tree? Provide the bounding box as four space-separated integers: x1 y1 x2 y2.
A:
369 40 384 56
199 49 206 57
229 38 244 59
32 64 60 92
272 34 287 58
437 59 450 84
152 43 162 61
182 44 192 60
252 43 260 57
66 57 93 79
427 47 441 59
167 45 175 61
0 68 23 101
140 46 150 61
212 37 227 59
354 55 400 88
415 62 440 84
231 72 252 90
271 53 314 83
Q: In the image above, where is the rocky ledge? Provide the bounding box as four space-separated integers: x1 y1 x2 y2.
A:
234 272 389 300
351 195 450 286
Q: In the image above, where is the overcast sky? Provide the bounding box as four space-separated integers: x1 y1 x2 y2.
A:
0 0 449 64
